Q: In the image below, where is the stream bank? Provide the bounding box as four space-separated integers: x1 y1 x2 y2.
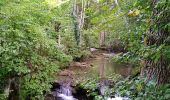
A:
47 49 135 100
56 49 134 84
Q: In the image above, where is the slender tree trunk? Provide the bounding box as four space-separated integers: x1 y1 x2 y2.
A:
58 34 61 46
72 0 86 46
4 78 13 98
8 78 20 100
72 0 80 46
54 22 61 46
79 0 86 45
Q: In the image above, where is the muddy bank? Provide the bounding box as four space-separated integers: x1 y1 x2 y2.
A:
56 49 134 85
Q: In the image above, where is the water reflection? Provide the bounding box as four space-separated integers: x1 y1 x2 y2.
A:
57 53 134 84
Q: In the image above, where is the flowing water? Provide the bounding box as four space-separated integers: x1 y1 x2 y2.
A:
50 50 135 100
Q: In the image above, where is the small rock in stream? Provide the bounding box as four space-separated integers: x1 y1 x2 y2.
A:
59 70 75 76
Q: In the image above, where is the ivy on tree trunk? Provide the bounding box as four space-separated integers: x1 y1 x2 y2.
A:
142 0 170 85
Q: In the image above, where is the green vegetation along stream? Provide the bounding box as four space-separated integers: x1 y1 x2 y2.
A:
50 50 136 100
56 50 135 85
1 0 169 100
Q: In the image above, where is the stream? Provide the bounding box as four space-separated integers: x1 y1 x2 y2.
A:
47 50 135 100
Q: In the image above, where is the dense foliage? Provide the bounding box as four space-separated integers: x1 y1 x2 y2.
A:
80 76 170 100
0 0 169 99
78 0 170 99
114 77 170 100
87 0 170 84
0 0 73 99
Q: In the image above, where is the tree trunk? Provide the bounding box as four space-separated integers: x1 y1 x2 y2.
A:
72 0 86 46
142 0 170 85
8 78 20 100
143 59 169 84
54 22 61 46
